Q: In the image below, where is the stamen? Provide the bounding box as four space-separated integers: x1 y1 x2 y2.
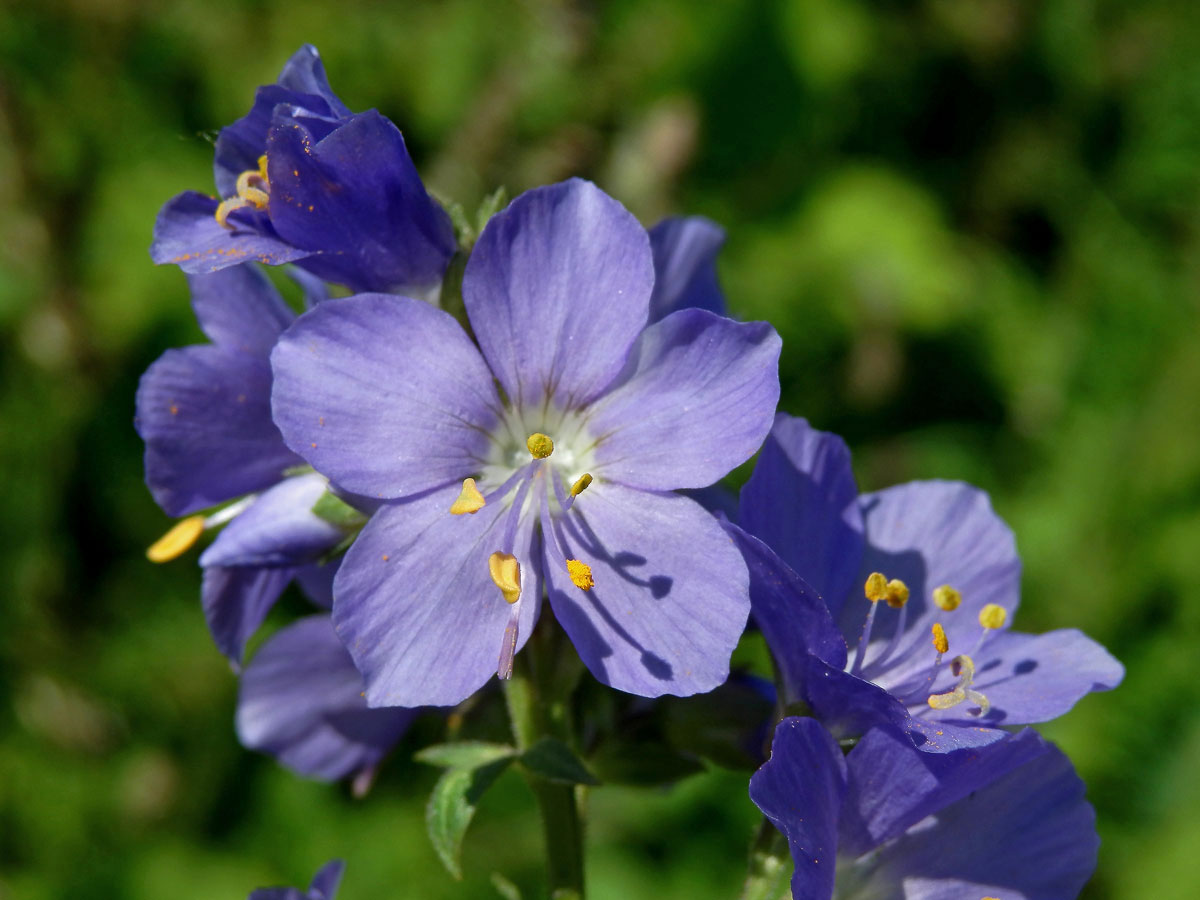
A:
931 623 949 655
526 432 554 459
566 559 594 591
933 584 962 611
215 158 273 229
570 473 592 496
978 604 1007 630
146 515 206 562
449 477 486 515
865 572 888 602
488 551 522 604
497 603 520 680
926 654 990 716
885 578 909 609
214 197 248 229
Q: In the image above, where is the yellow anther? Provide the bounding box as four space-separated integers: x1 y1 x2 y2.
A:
146 515 206 563
526 432 554 459
931 623 949 655
885 578 910 609
979 604 1007 630
488 551 522 604
449 478 486 515
570 473 593 497
566 559 594 591
256 154 270 182
865 572 888 602
933 584 962 611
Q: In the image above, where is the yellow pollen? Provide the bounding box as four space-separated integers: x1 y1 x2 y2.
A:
449 477 486 515
256 154 269 182
526 432 554 459
488 551 522 604
865 572 888 602
146 515 206 563
885 578 910 608
570 473 593 497
216 161 273 229
566 559 594 591
979 604 1007 630
932 622 949 654
933 584 962 611
214 197 244 229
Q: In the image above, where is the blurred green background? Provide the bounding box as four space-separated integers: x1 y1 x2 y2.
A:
2 0 1197 897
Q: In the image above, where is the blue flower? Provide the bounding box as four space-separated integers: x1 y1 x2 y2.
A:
136 265 351 661
249 859 344 900
269 178 781 707
237 614 417 786
750 717 1098 900
151 45 455 296
732 414 1123 750
647 216 726 321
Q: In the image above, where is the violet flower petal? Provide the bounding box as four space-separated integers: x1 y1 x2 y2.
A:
544 484 748 698
463 178 654 410
647 216 727 321
270 293 501 499
587 310 780 491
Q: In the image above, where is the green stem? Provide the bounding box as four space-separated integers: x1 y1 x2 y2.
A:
503 622 586 900
739 818 792 900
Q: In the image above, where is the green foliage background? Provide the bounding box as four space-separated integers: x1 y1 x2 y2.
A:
2 0 1197 897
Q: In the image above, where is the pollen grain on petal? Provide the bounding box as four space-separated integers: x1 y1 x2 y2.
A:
146 515 206 563
566 559 594 591
488 551 522 604
526 432 554 459
449 477 486 515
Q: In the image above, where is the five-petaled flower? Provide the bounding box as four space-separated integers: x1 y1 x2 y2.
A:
730 414 1124 750
270 178 782 707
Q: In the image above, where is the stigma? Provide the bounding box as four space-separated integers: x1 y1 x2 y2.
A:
449 478 486 515
488 551 522 604
146 515 206 562
526 432 554 459
927 654 990 716
566 559 594 590
215 155 271 228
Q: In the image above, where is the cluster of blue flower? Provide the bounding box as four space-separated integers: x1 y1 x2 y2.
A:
138 46 1123 899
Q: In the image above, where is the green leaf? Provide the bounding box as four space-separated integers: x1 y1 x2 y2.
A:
475 186 509 235
416 741 516 769
490 872 523 900
425 756 514 879
518 737 599 786
310 491 366 528
588 736 704 787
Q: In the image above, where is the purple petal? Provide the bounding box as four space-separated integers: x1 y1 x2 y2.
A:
136 345 301 516
801 656 911 741
202 565 296 662
905 718 1009 753
306 859 346 900
848 480 1021 689
739 415 864 621
723 522 847 683
265 111 455 294
749 717 846 900
926 627 1124 727
200 474 345 568
185 265 294 356
237 616 415 781
333 487 542 707
277 46 351 117
844 729 1097 898
545 484 749 698
588 310 781 490
296 560 339 609
150 191 313 273
270 294 501 499
463 179 654 410
215 84 339 196
647 216 727 321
